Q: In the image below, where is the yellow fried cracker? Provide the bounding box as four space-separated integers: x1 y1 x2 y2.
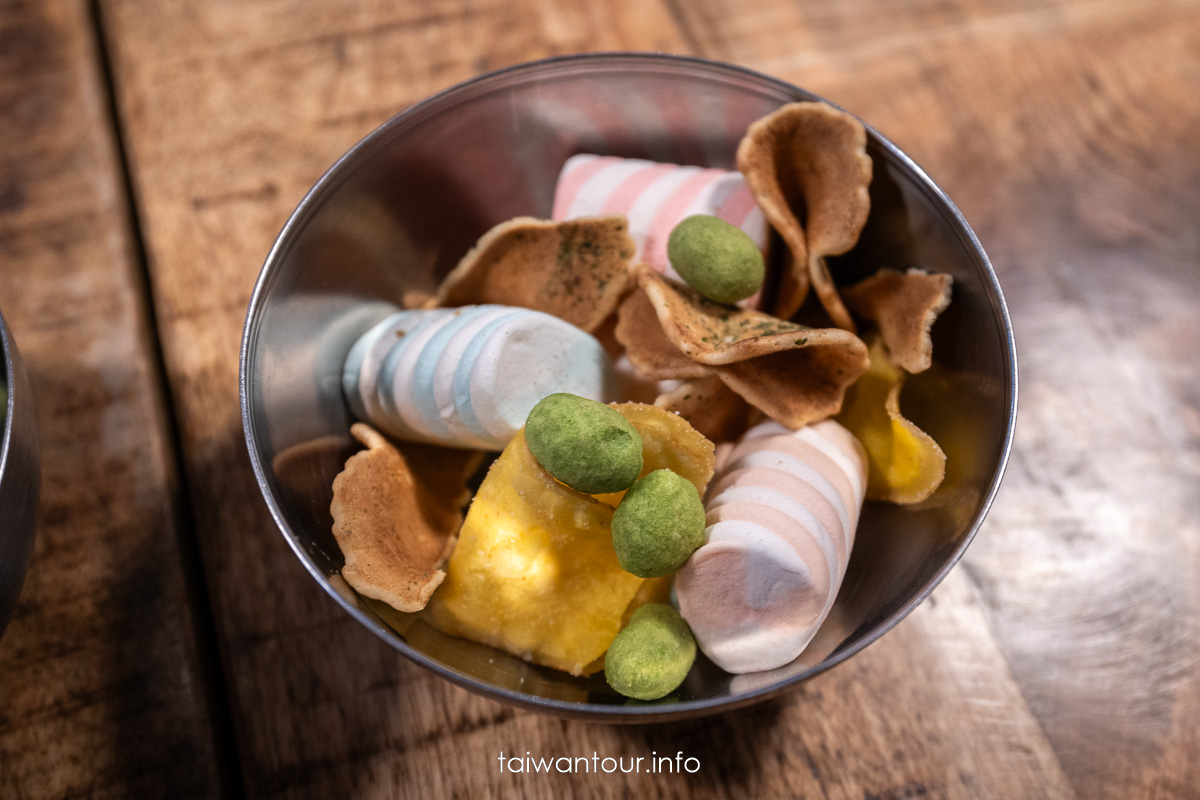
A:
593 403 716 507
424 430 642 676
330 424 479 612
843 267 952 374
434 215 635 332
654 374 751 444
738 102 871 327
621 267 869 429
423 405 715 675
836 337 946 503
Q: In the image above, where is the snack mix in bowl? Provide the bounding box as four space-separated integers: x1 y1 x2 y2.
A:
242 54 1015 720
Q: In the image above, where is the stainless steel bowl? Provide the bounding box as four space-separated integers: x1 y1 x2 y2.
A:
1 309 39 637
241 53 1017 721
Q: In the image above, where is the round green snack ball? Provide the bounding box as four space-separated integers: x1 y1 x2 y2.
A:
611 469 705 578
667 214 766 304
605 604 697 701
524 393 643 494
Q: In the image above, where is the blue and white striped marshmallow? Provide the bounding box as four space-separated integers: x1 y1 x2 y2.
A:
343 305 618 450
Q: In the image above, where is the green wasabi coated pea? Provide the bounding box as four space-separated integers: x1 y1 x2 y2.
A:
605 603 697 701
667 214 766 304
525 393 643 494
611 469 705 578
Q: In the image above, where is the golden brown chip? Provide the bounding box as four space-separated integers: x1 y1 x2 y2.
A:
843 267 952 373
613 284 713 380
589 310 625 361
836 337 946 503
330 423 478 612
633 267 805 364
737 102 872 328
434 214 635 332
654 374 752 444
620 267 869 428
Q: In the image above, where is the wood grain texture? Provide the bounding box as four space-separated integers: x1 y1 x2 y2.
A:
663 1 1200 796
86 0 1165 797
0 0 224 796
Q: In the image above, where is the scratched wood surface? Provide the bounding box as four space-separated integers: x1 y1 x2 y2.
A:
0 0 1192 795
0 0 226 796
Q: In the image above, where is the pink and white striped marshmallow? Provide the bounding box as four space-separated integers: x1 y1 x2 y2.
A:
551 154 768 288
676 419 867 674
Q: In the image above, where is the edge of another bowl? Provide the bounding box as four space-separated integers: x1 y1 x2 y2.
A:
240 51 1018 722
0 310 40 638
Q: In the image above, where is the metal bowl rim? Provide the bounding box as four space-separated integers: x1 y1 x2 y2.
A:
1 312 19 503
239 51 1018 722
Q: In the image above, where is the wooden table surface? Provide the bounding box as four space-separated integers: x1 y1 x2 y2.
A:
2 0 1197 797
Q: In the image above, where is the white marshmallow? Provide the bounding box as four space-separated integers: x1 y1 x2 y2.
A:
467 311 617 443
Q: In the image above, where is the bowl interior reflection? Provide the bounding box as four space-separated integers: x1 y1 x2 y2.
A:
242 54 1014 720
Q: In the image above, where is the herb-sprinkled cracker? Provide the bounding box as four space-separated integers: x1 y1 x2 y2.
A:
617 267 869 429
843 267 952 373
435 214 635 332
737 102 871 328
613 286 713 381
330 423 479 612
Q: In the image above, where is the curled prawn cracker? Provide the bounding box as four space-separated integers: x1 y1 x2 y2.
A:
737 102 871 327
330 423 479 612
836 337 946 503
623 267 869 429
654 374 751 444
434 215 635 333
843 267 952 374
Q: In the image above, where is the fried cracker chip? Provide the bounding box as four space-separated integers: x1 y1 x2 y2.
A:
423 430 642 676
619 267 869 429
434 214 635 332
423 404 713 675
613 286 711 380
330 423 479 612
843 267 953 373
836 337 946 503
737 102 872 328
654 375 752 444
